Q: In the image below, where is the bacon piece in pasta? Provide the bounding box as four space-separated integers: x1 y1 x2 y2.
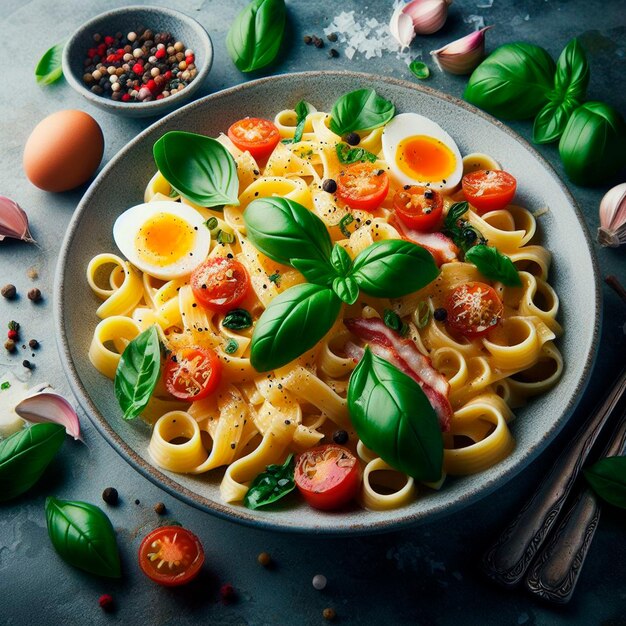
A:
392 219 458 266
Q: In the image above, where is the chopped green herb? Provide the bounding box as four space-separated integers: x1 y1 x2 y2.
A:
205 217 219 231
443 201 486 253
416 301 430 329
281 138 293 144
409 60 430 80
339 214 355 238
268 272 281 285
217 229 235 244
224 339 239 354
336 143 377 165
383 309 409 336
223 309 253 330
244 454 296 509
0 381 10 391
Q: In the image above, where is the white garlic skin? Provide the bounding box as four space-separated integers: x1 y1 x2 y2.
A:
404 0 452 35
598 182 626 247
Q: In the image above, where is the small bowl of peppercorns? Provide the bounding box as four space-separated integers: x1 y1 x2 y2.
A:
62 6 213 118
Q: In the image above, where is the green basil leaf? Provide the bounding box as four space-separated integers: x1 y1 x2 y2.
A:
244 454 296 509
226 0 286 73
383 309 409 336
352 240 439 298
0 423 65 501
330 89 396 136
465 244 521 286
330 244 353 276
251 283 342 371
222 308 253 330
45 497 121 578
35 42 64 85
554 38 590 102
153 131 239 208
335 143 378 164
559 101 626 185
292 100 313 143
332 276 359 305
444 201 469 231
464 43 556 120
584 457 626 510
244 197 333 265
533 97 579 144
409 60 430 80
338 214 355 238
114 326 161 421
347 348 443 481
291 258 337 286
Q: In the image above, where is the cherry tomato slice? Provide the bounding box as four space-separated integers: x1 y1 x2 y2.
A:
461 169 517 214
138 525 204 587
191 257 250 313
445 281 503 337
392 186 444 231
164 346 222 401
294 444 361 510
336 163 389 212
227 117 281 160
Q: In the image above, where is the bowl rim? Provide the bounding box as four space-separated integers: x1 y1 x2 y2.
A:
54 70 602 535
61 4 213 112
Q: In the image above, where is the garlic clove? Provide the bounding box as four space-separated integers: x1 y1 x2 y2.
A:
389 3 417 49
598 182 626 247
15 391 82 440
403 0 452 35
0 196 36 243
430 25 493 75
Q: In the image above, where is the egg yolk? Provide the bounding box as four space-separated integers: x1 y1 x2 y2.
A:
135 212 196 267
396 135 456 182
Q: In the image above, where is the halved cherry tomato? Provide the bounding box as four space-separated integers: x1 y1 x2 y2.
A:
227 117 281 160
461 169 517 214
336 163 389 212
392 186 444 231
445 281 503 337
191 257 250 312
294 444 361 510
164 346 222 401
138 525 204 587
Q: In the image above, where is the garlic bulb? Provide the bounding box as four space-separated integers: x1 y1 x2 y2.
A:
0 196 35 243
404 0 452 35
598 182 626 247
430 26 492 75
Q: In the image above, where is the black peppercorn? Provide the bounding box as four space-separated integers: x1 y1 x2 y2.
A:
303 35 313 45
433 307 448 322
333 430 349 445
424 189 434 199
1 284 16 299
328 48 339 58
22 359 32 369
322 179 337 193
28 339 39 349
463 228 477 244
327 32 338 42
344 132 360 146
102 487 119 505
313 36 324 49
154 502 166 515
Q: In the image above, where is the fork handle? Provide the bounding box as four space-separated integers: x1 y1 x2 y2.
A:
482 369 626 587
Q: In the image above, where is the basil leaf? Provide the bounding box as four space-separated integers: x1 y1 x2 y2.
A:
222 308 252 330
330 88 396 136
45 497 121 578
244 197 333 265
251 283 342 371
291 257 336 286
292 100 313 143
464 43 556 120
559 101 626 185
554 38 589 103
533 97 579 144
153 131 239 208
226 0 286 73
244 454 296 509
465 244 521 286
0 423 65 501
348 348 443 481
383 309 409 336
444 201 469 231
584 457 626 510
35 42 64 85
332 276 359 305
335 143 378 164
114 326 161 421
409 60 430 80
352 240 439 298
330 244 353 276
443 201 485 253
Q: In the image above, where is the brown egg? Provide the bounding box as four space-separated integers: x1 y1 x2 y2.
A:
23 110 104 192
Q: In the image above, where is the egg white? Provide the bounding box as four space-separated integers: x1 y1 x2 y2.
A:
382 113 463 192
113 200 210 280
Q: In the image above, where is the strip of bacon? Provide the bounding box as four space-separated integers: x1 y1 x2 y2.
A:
345 318 453 431
393 219 459 266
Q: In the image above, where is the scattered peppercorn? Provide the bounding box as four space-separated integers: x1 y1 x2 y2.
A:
98 594 114 612
424 189 434 199
327 32 338 42
344 132 360 146
28 339 39 349
4 339 15 353
27 288 42 302
303 35 313 45
134 498 140 505
433 307 448 322
312 574 327 590
257 551 272 567
22 359 33 369
332 430 349 445
154 502 166 515
312 36 324 49
1 284 16 299
328 48 339 58
220 583 237 604
323 607 336 621
322 179 337 193
102 487 119 505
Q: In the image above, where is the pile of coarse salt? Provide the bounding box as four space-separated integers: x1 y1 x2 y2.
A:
323 7 417 64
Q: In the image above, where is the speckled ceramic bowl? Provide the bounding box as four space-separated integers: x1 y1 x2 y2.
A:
55 72 601 534
62 6 213 118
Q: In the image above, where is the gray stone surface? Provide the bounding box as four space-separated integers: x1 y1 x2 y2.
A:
1 0 625 624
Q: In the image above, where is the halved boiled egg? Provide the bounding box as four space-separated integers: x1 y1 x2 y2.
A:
382 113 463 192
113 201 210 280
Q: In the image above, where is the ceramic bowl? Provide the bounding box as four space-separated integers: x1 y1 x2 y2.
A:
55 72 601 534
62 5 213 118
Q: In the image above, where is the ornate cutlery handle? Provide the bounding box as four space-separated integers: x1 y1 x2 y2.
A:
483 369 626 587
526 410 626 603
